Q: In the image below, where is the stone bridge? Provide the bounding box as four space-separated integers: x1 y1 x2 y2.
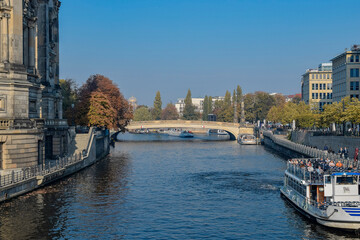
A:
123 120 254 140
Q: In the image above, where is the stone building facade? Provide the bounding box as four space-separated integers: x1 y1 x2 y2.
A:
0 0 67 170
301 63 333 111
331 45 360 102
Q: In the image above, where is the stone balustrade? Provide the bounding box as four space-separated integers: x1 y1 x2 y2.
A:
263 131 347 163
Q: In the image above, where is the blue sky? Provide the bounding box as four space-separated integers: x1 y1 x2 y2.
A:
60 0 360 106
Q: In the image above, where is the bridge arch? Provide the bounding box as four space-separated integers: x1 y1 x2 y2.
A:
124 120 254 140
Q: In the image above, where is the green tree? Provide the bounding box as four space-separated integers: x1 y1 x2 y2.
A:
202 95 209 121
133 106 152 121
183 89 198 120
208 96 213 114
236 85 242 105
60 79 78 125
152 91 162 120
215 91 234 122
161 103 179 120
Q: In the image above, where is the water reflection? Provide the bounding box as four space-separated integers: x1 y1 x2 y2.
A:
1 139 360 239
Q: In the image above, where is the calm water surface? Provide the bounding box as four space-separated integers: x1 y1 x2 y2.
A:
0 133 359 239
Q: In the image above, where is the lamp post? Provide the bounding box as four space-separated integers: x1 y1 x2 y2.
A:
71 103 75 126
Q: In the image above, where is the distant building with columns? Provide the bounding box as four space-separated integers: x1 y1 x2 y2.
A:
0 0 68 170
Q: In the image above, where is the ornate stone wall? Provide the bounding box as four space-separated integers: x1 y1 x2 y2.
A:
0 0 67 170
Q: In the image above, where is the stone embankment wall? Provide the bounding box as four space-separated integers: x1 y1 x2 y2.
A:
0 128 110 203
291 131 360 159
263 131 345 161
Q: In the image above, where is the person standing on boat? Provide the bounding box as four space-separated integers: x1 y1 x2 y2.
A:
344 147 349 159
338 147 344 158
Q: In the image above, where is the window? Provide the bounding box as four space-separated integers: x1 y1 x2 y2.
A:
350 68 360 77
336 176 357 185
327 93 330 99
0 96 6 112
320 74 322 79
350 55 354 62
315 84 318 90
356 55 360 62
312 93 315 99
327 74 330 79
29 100 36 113
316 74 318 79
315 93 318 99
319 84 323 90
312 84 315 90
350 82 359 91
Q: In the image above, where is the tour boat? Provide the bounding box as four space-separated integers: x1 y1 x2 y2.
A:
281 158 360 230
238 134 257 145
168 129 194 138
207 129 228 135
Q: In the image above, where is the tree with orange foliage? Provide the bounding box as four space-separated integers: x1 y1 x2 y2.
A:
88 91 116 128
74 74 132 130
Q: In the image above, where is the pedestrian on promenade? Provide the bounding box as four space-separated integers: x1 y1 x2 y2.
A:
324 145 328 151
344 147 349 159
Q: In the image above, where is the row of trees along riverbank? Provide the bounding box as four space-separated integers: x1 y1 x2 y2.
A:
133 86 301 123
267 96 360 129
60 75 133 131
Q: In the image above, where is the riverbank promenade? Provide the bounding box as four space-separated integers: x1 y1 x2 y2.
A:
0 128 110 203
263 131 355 166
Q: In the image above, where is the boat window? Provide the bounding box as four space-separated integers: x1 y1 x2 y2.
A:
336 176 357 185
324 175 331 184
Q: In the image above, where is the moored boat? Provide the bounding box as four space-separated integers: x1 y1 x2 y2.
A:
207 129 228 135
238 134 257 145
281 158 360 230
168 129 194 138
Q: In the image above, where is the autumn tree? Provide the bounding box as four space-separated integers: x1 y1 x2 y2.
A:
74 74 132 130
161 103 179 120
88 91 116 128
133 106 152 121
152 91 162 120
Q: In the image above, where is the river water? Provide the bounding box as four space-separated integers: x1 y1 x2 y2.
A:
0 133 358 239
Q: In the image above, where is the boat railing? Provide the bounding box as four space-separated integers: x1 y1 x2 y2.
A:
285 186 327 215
287 158 360 184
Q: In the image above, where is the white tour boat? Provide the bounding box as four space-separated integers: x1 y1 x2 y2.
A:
168 129 194 138
238 134 257 145
207 129 228 135
281 158 360 230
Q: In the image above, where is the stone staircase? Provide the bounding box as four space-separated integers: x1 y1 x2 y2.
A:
74 133 91 155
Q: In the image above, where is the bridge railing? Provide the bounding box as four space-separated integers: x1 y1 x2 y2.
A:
129 120 254 128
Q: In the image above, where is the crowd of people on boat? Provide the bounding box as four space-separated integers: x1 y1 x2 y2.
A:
289 157 359 182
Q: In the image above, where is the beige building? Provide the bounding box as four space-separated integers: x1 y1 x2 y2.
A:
331 45 360 102
301 63 333 111
0 0 67 170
